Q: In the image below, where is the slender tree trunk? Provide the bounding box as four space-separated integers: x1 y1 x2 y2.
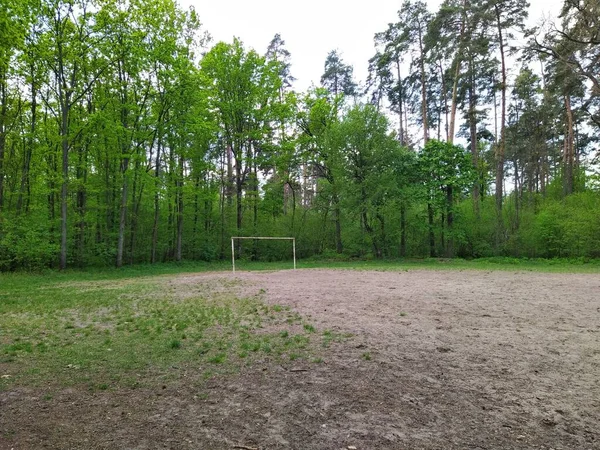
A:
175 153 184 262
448 0 468 144
468 58 480 217
193 174 200 253
514 157 519 229
219 151 226 259
494 5 507 244
563 95 574 196
0 72 8 211
400 202 407 257
493 78 498 142
333 192 343 254
17 63 37 214
448 63 461 145
227 145 233 206
446 186 454 258
116 158 129 268
440 212 445 254
440 62 449 142
235 153 243 256
76 141 87 266
59 98 70 270
378 214 385 258
427 201 436 257
128 157 145 264
151 134 162 263
396 59 405 146
418 30 428 144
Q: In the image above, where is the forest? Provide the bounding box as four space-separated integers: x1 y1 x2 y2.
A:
0 0 598 270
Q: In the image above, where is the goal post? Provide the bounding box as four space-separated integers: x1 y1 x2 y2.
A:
231 237 296 273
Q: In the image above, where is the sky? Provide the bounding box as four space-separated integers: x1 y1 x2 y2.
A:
181 0 565 92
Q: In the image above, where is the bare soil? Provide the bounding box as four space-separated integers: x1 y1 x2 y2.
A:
2 269 600 449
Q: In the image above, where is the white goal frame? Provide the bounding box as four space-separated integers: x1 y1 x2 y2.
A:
231 237 296 273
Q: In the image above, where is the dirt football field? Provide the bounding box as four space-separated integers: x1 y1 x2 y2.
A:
2 268 600 449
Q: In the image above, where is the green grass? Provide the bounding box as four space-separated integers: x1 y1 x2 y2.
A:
0 273 318 391
1 256 598 289
294 256 600 273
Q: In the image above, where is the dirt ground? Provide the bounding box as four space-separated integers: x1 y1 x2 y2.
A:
2 268 600 449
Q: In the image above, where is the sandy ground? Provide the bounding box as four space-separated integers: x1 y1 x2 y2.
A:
2 268 600 449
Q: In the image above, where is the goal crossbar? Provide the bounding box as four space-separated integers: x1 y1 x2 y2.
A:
231 237 296 273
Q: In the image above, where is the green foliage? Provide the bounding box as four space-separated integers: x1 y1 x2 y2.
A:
0 0 598 271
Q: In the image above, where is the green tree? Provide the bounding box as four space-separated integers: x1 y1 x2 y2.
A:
320 50 357 98
418 139 475 256
201 39 281 250
333 104 404 257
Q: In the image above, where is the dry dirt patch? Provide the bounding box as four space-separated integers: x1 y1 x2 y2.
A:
2 268 599 449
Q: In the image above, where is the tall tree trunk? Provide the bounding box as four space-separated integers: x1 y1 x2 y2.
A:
193 174 200 253
128 157 145 264
448 62 461 145
468 58 480 217
235 155 243 256
219 151 226 259
151 136 162 263
0 71 8 211
251 159 258 260
514 157 519 229
395 59 405 146
227 145 233 206
76 141 87 266
59 98 70 270
448 5 466 145
175 153 184 262
439 62 449 142
116 158 129 268
494 5 507 244
418 30 429 144
17 63 37 214
563 94 574 196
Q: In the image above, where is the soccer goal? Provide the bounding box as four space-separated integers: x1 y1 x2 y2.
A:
231 237 296 273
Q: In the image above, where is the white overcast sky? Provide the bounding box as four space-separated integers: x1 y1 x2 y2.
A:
181 0 564 91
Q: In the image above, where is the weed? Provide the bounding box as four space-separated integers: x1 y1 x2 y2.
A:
208 353 227 364
303 324 316 333
361 352 372 361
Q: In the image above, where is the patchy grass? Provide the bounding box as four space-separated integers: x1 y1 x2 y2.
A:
0 274 318 391
2 256 595 389
321 329 352 348
227 256 600 273
1 255 598 289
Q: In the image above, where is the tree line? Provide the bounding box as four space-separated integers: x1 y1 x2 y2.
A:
0 0 598 270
